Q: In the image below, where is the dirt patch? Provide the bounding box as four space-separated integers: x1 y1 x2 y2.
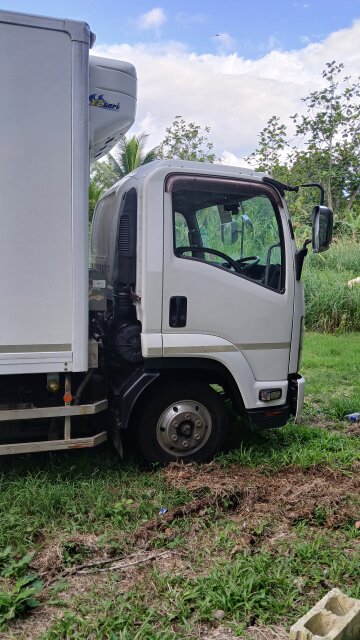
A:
345 423 360 437
243 625 288 640
1 605 62 640
155 550 196 578
163 462 360 530
31 533 101 577
135 491 243 545
198 624 288 639
4 565 143 640
199 625 240 639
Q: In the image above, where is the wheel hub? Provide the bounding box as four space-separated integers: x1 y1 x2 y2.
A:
156 400 212 457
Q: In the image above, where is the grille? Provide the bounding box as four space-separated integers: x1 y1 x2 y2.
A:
118 215 129 253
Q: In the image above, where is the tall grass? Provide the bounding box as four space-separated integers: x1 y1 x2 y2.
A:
303 240 360 332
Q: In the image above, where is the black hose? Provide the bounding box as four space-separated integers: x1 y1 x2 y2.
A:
73 368 94 405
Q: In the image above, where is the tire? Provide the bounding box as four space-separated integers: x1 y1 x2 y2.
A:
136 381 229 463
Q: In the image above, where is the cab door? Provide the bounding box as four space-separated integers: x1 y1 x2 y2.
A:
161 174 295 385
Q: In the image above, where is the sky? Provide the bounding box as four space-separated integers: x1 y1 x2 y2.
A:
4 0 360 163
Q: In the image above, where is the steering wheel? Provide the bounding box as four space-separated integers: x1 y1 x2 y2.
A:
176 246 242 273
236 255 260 268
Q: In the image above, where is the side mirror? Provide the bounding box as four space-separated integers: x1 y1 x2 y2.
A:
221 220 238 245
241 214 253 233
311 205 333 253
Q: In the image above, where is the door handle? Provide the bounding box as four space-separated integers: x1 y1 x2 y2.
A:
169 296 187 328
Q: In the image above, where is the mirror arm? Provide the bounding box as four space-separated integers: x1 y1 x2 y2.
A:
262 176 299 196
300 183 325 205
263 177 325 206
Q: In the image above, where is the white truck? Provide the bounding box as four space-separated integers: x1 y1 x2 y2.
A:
0 9 333 462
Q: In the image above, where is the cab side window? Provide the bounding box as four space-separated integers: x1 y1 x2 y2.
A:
172 182 284 292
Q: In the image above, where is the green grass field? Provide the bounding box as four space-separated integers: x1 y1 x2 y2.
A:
0 333 359 639
303 241 360 332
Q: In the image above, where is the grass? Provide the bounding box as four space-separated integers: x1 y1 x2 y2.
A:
303 240 360 332
40 531 360 639
302 332 360 420
0 332 359 638
0 456 192 555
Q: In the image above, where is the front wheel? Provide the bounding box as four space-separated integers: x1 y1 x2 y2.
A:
136 382 229 463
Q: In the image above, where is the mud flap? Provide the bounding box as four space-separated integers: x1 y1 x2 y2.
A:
295 376 305 423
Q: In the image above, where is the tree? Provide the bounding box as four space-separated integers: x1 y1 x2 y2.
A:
247 115 288 177
89 133 158 222
292 60 360 215
91 133 158 192
158 116 215 162
88 180 104 222
247 62 360 236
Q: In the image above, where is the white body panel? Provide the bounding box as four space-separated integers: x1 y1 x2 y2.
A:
161 333 289 409
0 10 90 374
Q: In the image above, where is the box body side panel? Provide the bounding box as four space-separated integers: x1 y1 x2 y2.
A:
0 17 89 373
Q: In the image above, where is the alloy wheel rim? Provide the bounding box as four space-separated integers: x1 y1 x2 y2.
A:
156 399 212 456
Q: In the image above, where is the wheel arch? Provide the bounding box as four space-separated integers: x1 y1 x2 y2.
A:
124 357 245 431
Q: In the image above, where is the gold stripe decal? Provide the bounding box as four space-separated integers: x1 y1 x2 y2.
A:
163 342 290 355
236 342 290 350
0 344 72 353
164 345 236 355
146 347 163 356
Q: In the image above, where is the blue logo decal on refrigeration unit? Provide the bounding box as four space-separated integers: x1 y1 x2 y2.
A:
89 94 120 110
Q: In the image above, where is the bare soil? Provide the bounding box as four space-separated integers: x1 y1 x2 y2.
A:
163 462 360 530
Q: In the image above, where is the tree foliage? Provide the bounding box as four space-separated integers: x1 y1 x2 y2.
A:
89 133 158 222
249 61 360 235
247 115 287 175
91 133 158 192
292 60 360 216
157 116 215 162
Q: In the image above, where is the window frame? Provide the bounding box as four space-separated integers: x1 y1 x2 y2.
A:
167 174 286 294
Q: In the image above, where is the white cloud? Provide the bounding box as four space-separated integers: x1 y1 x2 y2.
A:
136 7 166 31
93 20 360 163
212 32 237 53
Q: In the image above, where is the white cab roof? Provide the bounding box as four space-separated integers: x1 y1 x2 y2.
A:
127 159 269 182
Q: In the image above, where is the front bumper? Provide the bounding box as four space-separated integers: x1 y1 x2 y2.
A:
246 404 291 430
245 374 305 430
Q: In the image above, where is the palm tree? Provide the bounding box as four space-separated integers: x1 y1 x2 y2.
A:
88 180 104 224
112 133 158 176
91 133 158 193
